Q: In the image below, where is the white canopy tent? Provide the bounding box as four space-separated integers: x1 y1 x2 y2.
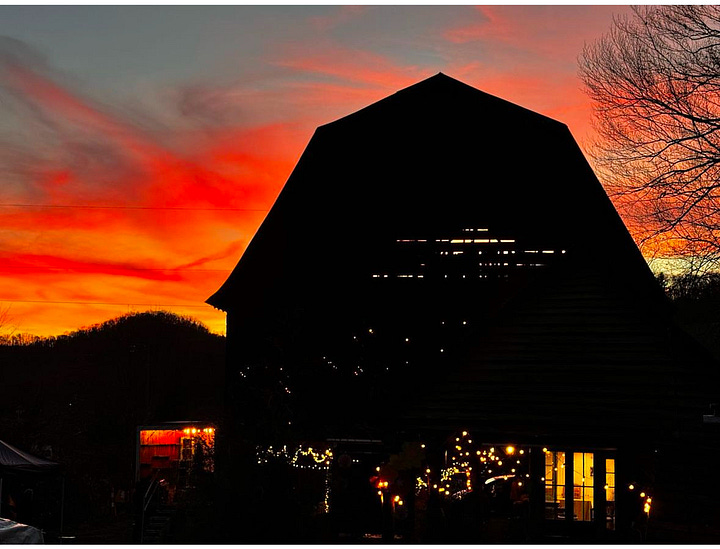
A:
0 440 63 541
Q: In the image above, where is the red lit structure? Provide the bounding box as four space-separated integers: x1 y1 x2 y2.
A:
135 422 215 487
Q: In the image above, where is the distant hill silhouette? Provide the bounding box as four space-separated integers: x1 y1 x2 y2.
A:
0 311 225 529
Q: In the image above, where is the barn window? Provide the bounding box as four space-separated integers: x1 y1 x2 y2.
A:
573 452 594 521
544 450 566 519
605 458 616 530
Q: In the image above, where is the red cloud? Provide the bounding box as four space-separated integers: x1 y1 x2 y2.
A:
0 253 183 281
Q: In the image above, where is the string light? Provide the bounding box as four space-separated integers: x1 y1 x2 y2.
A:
257 444 333 471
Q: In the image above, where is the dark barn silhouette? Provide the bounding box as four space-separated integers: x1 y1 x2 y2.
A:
208 74 720 542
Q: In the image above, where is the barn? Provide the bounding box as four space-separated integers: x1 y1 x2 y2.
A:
208 73 720 542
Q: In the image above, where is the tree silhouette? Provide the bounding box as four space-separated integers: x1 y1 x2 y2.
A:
580 6 720 273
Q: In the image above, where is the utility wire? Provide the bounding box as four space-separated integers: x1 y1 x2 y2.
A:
0 266 230 272
0 203 269 212
0 299 215 308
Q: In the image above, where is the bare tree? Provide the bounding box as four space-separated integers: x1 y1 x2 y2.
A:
580 6 720 273
0 304 17 343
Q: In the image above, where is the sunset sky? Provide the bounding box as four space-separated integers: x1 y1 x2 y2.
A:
0 5 632 337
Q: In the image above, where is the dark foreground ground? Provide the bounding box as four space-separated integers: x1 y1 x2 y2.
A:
62 510 720 544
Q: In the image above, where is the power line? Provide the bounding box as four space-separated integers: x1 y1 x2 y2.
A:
0 299 217 308
0 203 269 212
0 266 231 272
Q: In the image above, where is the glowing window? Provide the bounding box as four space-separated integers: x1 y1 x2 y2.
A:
573 452 594 521
606 458 616 530
545 451 566 520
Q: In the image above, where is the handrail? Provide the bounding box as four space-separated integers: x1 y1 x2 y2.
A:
139 471 161 543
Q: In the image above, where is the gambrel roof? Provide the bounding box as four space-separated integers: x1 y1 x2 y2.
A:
208 73 660 314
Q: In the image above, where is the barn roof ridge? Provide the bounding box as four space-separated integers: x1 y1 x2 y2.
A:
318 71 567 132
